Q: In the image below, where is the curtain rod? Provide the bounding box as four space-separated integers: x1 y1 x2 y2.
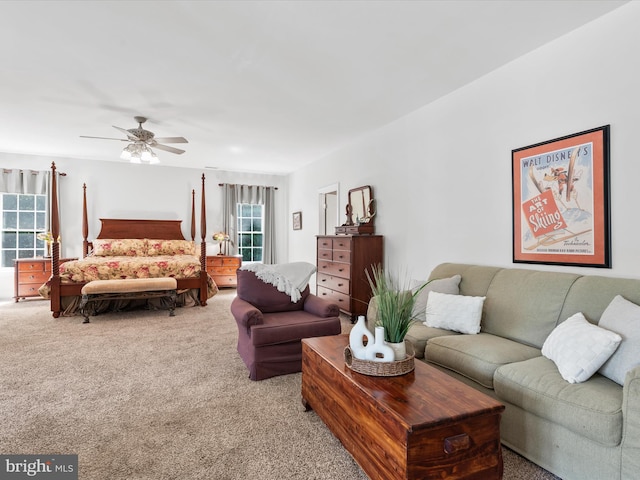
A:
2 168 66 176
218 183 277 190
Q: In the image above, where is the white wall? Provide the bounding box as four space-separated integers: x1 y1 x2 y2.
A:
288 2 640 282
0 154 288 299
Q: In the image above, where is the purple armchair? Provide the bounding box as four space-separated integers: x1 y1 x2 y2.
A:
231 269 342 381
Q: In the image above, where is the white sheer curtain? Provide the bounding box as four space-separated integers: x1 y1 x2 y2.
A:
221 183 276 264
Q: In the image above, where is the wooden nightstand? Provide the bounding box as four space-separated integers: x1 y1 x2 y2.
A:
206 255 242 288
14 257 77 302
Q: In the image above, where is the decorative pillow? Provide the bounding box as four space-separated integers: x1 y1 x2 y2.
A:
411 275 461 323
147 239 196 256
542 312 621 384
93 239 147 257
424 291 485 334
597 295 640 385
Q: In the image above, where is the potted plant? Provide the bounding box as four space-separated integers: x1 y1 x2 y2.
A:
366 264 429 360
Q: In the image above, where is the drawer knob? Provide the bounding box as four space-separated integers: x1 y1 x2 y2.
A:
444 434 470 454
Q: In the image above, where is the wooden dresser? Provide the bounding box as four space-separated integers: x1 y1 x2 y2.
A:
316 235 383 319
14 257 76 302
206 255 242 288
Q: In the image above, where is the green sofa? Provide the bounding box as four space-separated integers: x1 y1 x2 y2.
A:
367 263 640 480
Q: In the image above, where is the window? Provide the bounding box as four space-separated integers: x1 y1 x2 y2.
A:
237 203 263 263
1 193 47 267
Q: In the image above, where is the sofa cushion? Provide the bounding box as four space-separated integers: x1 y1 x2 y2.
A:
425 333 541 389
482 269 580 348
598 295 640 385
425 291 485 334
405 323 460 359
542 312 621 384
494 356 623 447
411 275 461 323
236 270 309 313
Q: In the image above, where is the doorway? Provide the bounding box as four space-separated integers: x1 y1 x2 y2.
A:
318 183 339 235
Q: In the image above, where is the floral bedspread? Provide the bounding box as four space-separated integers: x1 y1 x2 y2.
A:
53 254 217 299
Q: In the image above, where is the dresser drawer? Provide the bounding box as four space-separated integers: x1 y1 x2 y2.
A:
332 237 352 251
317 285 350 310
317 260 350 279
317 237 333 250
331 249 351 263
317 248 333 261
317 273 350 295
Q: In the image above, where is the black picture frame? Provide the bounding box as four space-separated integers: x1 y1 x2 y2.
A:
512 125 611 268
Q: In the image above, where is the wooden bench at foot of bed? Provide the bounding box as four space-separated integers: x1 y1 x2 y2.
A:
79 278 178 324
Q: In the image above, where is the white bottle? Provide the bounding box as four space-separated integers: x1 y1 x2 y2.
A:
349 315 374 360
364 326 395 363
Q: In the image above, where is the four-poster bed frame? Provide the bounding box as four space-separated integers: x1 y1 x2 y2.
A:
47 162 210 318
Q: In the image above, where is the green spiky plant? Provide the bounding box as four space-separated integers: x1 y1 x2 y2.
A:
365 264 430 343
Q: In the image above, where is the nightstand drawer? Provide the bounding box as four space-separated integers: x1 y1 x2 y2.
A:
18 271 49 284
17 261 47 273
212 274 238 287
207 256 242 268
17 283 44 298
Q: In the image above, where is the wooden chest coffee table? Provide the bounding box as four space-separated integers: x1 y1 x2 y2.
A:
301 335 505 480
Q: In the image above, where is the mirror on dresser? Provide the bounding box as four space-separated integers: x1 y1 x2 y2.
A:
335 185 375 235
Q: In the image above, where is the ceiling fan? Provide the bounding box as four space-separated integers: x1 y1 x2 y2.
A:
81 116 188 163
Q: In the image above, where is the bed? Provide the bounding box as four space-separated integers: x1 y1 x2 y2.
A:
44 162 217 317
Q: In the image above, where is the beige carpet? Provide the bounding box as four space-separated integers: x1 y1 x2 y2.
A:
0 291 560 479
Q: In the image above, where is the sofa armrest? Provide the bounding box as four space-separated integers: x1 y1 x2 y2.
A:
230 297 264 329
303 294 340 318
622 365 640 478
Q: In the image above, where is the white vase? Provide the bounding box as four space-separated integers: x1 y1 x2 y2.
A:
386 341 407 361
349 315 373 360
364 326 394 363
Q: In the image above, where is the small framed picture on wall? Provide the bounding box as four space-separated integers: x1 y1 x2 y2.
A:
292 211 302 230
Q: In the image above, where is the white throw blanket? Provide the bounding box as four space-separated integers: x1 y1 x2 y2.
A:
240 262 317 302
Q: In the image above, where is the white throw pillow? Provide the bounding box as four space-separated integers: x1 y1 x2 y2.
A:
424 291 485 334
411 275 462 323
542 312 622 384
598 295 640 385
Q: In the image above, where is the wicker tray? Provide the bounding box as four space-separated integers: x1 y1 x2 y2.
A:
344 340 415 377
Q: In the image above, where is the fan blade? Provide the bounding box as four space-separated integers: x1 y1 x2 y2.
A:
153 136 188 144
153 143 186 155
113 125 141 140
80 135 129 141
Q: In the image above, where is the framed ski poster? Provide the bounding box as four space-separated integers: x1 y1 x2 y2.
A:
512 125 611 268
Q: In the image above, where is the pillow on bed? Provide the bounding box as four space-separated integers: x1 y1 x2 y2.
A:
147 239 196 256
93 239 148 257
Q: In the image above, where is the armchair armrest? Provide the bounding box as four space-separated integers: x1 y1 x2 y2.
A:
622 365 640 477
303 294 340 318
230 297 264 329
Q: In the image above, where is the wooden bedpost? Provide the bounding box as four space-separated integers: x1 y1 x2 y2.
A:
200 174 208 306
82 183 89 258
190 189 196 241
50 162 61 317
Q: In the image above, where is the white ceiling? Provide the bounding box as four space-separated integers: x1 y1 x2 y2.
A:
0 0 628 175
